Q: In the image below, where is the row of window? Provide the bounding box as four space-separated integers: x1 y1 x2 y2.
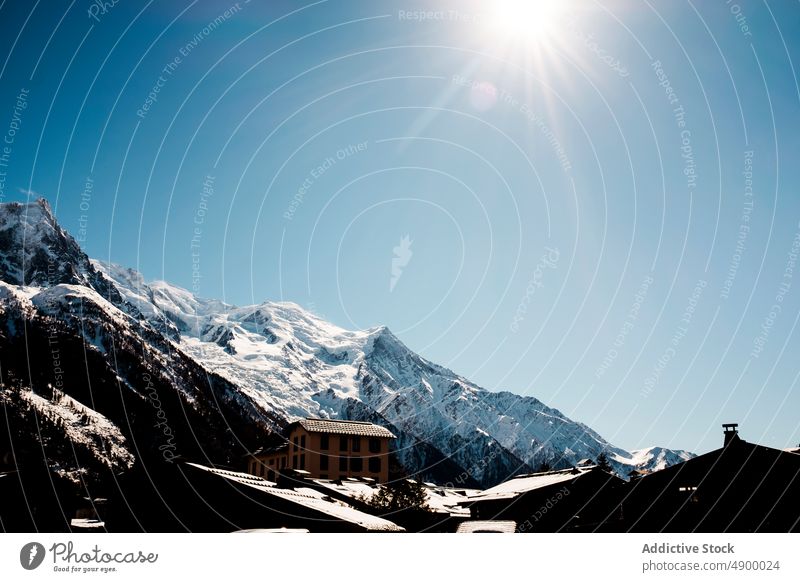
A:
320 434 382 454
319 455 381 473
253 455 383 475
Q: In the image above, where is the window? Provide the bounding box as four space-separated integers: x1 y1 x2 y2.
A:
293 436 298 452
280 457 286 469
259 464 265 477
292 455 298 469
300 454 306 470
351 437 361 452
350 457 363 472
339 456 347 471
369 438 381 453
269 458 274 466
368 457 381 473
320 454 329 470
320 434 329 450
300 435 306 450
339 436 348 451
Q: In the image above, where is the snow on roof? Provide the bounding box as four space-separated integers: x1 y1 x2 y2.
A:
184 463 404 531
422 486 476 516
312 478 378 500
252 443 289 456
311 478 477 516
296 418 395 439
70 519 105 529
465 468 587 502
456 520 517 533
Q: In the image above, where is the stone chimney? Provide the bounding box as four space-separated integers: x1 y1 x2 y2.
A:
723 423 739 446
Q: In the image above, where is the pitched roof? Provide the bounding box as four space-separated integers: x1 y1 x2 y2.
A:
183 463 404 532
456 520 517 533
462 467 589 502
295 418 395 439
251 443 289 456
310 477 478 517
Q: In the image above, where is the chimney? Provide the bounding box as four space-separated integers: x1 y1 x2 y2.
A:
722 423 739 446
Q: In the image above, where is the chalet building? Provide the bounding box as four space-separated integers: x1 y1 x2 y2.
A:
458 464 626 532
619 424 800 532
247 418 396 483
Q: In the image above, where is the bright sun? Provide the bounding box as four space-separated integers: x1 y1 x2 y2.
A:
488 0 566 41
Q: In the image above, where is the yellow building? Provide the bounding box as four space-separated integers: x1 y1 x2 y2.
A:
248 419 396 483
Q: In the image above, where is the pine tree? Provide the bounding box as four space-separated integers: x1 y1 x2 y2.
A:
365 479 430 512
597 452 612 472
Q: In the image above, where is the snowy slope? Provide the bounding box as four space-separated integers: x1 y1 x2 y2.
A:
18 388 135 475
93 262 694 482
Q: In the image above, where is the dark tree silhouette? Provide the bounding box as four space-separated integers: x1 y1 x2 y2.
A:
597 452 612 472
365 480 430 512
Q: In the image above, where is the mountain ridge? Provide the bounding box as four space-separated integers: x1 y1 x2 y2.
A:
0 198 694 487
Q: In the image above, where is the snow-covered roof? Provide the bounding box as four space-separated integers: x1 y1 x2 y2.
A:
252 443 289 456
70 519 105 529
184 463 404 531
465 468 589 502
311 477 477 516
296 418 395 439
456 520 517 533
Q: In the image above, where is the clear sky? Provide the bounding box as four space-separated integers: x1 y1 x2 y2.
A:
1 0 799 456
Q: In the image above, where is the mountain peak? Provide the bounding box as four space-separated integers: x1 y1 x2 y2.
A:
0 198 122 304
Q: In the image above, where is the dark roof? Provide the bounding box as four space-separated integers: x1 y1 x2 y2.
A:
293 418 395 439
252 443 289 457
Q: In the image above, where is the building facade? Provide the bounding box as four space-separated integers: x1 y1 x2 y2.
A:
248 418 395 483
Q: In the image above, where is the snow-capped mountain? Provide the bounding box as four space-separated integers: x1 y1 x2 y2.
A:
0 199 693 489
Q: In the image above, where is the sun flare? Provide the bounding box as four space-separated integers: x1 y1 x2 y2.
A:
488 0 566 41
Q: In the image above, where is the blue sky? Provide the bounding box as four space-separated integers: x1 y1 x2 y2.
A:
1 0 799 455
